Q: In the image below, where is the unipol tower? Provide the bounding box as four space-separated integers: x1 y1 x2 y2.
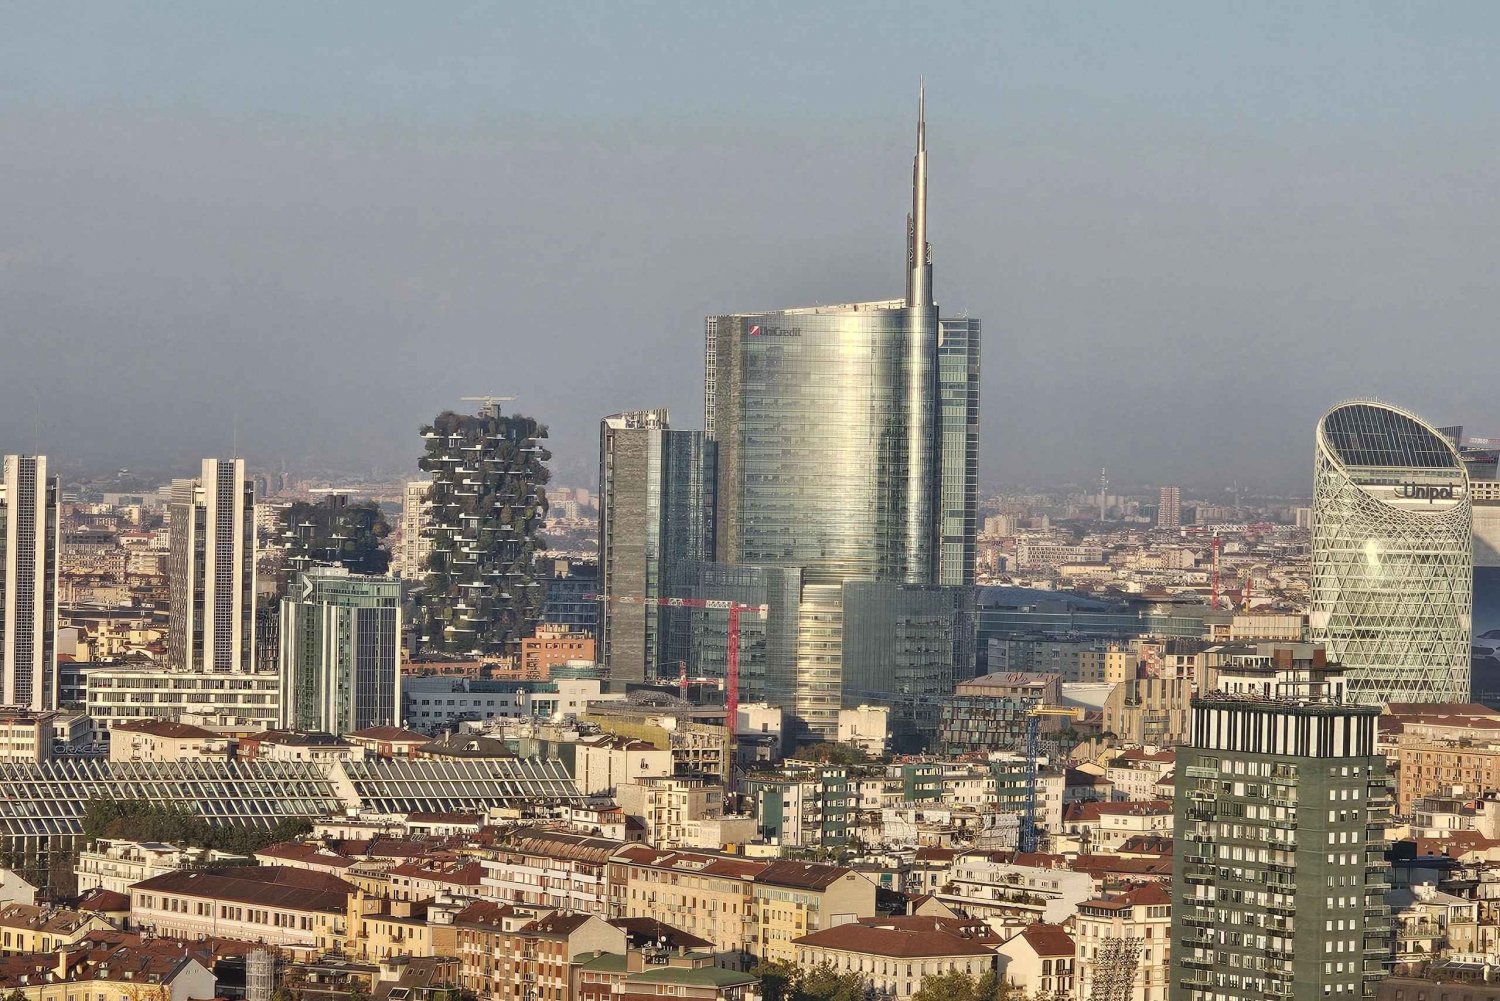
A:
1311 400 1473 705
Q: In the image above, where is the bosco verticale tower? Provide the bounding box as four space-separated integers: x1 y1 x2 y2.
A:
416 403 551 656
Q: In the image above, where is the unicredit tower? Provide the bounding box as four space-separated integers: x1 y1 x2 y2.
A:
692 90 980 744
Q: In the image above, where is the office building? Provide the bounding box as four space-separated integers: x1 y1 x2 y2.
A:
395 479 432 580
597 408 714 683
1310 401 1472 704
700 93 979 739
278 567 402 734
1 456 60 710
167 458 256 673
1170 644 1392 1001
938 317 981 587
1158 486 1181 529
415 404 550 656
85 667 282 731
537 557 599 635
1441 426 1500 706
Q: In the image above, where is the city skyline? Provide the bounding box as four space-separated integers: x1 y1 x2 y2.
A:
5 5 1498 491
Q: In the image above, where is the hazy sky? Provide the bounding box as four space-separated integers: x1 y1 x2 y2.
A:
2 2 1497 492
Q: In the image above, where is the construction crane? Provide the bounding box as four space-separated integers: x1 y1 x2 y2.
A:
1022 704 1083 853
460 395 517 417
590 594 768 737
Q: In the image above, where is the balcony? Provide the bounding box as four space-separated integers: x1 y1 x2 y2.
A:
1397 923 1441 941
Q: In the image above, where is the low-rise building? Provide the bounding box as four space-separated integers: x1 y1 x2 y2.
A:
347 726 430 759
607 846 876 967
0 937 216 1001
0 905 109 955
994 922 1077 999
107 719 229 762
1073 883 1172 1001
76 838 250 895
129 865 357 953
792 915 1000 999
453 901 623 1001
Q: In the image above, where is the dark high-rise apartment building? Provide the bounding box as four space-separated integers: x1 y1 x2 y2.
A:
597 409 714 683
1158 485 1182 529
416 404 550 656
168 458 257 673
1 455 60 709
701 92 979 740
1171 643 1392 1001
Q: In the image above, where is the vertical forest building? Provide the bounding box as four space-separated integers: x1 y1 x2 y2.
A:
416 404 550 656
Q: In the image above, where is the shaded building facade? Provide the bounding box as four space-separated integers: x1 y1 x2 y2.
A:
597 409 714 683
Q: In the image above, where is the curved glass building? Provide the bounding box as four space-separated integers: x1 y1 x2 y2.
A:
1311 401 1473 705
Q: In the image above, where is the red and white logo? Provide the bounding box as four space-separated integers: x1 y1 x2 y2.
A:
749 325 760 336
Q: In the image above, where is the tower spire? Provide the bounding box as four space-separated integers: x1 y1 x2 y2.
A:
906 80 932 307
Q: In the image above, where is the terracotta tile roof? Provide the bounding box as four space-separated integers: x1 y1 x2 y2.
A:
110 719 218 739
755 860 855 891
76 888 131 913
131 865 356 914
349 725 429 742
794 916 1001 958
389 860 485 886
255 842 356 868
1065 800 1172 822
1070 855 1174 879
1080 882 1172 909
1018 922 1076 957
609 918 713 951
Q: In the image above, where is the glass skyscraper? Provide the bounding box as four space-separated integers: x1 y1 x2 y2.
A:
700 93 980 741
1310 401 1473 705
279 567 402 734
597 409 715 683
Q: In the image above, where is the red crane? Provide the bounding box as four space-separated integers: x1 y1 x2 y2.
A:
592 595 768 737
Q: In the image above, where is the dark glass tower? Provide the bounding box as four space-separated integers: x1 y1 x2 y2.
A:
598 408 715 683
702 91 980 741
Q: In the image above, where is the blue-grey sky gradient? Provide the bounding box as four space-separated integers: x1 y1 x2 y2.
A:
2 2 1496 490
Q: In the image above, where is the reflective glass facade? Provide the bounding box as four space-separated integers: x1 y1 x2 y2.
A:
1310 401 1473 704
598 410 715 682
278 568 402 734
696 103 981 740
938 318 981 586
709 303 940 584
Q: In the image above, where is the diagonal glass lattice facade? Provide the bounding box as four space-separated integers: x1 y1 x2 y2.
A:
1310 401 1473 705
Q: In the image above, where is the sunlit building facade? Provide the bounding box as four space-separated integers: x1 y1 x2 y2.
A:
1310 401 1472 705
1 455 60 710
700 95 979 740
